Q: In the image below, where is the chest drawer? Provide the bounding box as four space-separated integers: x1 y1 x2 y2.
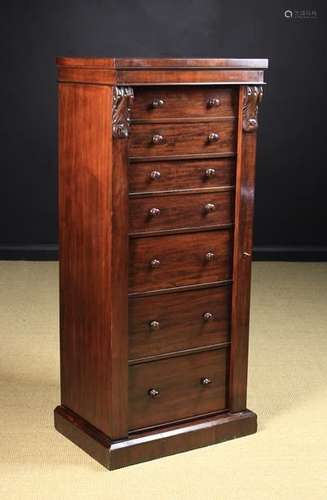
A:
129 286 231 360
129 121 236 158
131 86 237 120
129 229 232 294
128 158 235 194
129 191 234 235
129 348 228 430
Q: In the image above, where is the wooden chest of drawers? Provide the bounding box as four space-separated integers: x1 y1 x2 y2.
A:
54 57 268 469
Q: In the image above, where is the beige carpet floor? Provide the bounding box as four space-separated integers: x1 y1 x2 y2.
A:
0 261 326 500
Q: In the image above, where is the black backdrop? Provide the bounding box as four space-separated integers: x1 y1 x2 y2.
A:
1 0 326 260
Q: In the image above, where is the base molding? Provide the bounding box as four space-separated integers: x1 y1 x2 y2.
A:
54 405 257 470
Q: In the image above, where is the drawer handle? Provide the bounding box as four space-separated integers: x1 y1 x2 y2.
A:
205 168 216 178
207 97 221 108
152 134 165 145
150 258 160 269
150 170 161 180
152 98 165 108
203 312 214 321
204 203 216 213
148 388 160 398
208 132 220 143
149 207 161 217
201 377 212 385
149 320 160 330
205 251 215 262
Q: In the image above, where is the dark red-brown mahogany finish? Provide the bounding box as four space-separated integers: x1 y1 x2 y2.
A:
54 58 268 469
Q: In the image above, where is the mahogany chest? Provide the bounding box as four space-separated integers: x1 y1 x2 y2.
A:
54 57 268 469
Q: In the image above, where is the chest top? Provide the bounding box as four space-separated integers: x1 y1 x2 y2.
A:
56 57 268 85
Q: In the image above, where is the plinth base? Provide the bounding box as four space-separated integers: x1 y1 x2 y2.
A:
54 405 257 470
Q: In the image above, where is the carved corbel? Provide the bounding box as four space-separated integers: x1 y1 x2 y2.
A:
112 87 134 138
243 86 263 132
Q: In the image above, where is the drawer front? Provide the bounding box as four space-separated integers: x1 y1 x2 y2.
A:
128 158 236 194
129 286 231 360
129 349 228 430
129 121 236 158
129 230 232 293
131 86 237 120
129 191 234 234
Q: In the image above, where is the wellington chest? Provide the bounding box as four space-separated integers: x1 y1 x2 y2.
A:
54 57 268 469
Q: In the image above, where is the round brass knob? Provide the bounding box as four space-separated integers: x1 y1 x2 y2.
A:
208 132 219 143
205 168 216 178
149 320 160 330
204 203 216 213
150 258 160 268
152 98 165 108
205 252 215 262
203 312 213 321
150 170 161 180
152 134 165 145
201 377 212 385
149 207 161 217
207 97 220 108
148 388 160 398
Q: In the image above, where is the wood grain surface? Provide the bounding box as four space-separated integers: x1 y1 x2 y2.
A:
128 158 236 194
129 191 234 234
129 121 236 157
128 285 231 359
132 86 237 119
129 349 228 430
128 229 233 293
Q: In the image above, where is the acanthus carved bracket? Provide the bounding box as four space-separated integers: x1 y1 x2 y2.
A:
243 86 263 132
112 86 134 138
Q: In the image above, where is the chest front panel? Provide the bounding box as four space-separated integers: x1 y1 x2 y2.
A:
127 85 237 431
